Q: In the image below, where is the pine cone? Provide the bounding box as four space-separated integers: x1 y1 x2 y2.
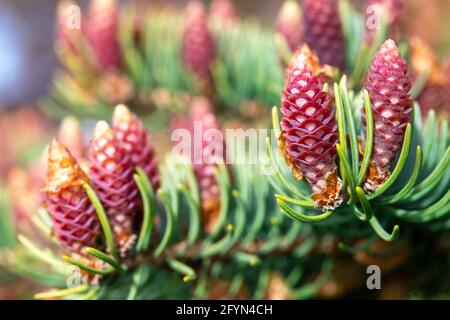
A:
55 0 81 54
276 0 303 52
182 1 216 84
210 0 237 28
363 39 412 192
88 121 139 255
446 59 450 110
365 0 405 42
112 104 160 191
410 37 447 114
303 0 345 69
42 141 100 254
172 97 223 233
86 0 121 71
58 116 85 161
280 61 342 210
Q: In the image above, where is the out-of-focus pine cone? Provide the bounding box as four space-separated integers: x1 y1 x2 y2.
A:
280 59 342 210
58 116 85 161
410 37 447 114
303 0 345 69
210 0 237 28
205 279 250 300
365 0 405 42
42 141 100 255
276 0 303 52
264 272 292 300
88 121 139 255
182 1 216 84
55 0 82 54
172 97 224 233
446 59 450 111
317 261 366 298
97 71 134 105
363 39 412 192
112 104 160 191
353 239 411 272
86 0 121 71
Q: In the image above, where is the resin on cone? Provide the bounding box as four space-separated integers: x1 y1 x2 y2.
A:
210 0 237 28
280 60 342 210
182 1 216 84
86 0 121 71
303 0 345 69
363 39 412 192
42 141 100 254
112 104 160 191
88 121 140 256
276 0 303 52
410 37 447 114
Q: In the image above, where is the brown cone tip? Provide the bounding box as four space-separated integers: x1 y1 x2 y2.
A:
311 169 343 211
42 140 89 194
287 44 338 80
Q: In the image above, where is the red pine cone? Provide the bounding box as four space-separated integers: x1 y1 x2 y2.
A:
86 0 121 71
280 61 342 210
276 0 303 52
303 0 345 69
42 141 100 254
88 121 139 255
112 104 160 191
172 97 224 233
210 0 237 28
363 39 412 191
182 1 216 83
